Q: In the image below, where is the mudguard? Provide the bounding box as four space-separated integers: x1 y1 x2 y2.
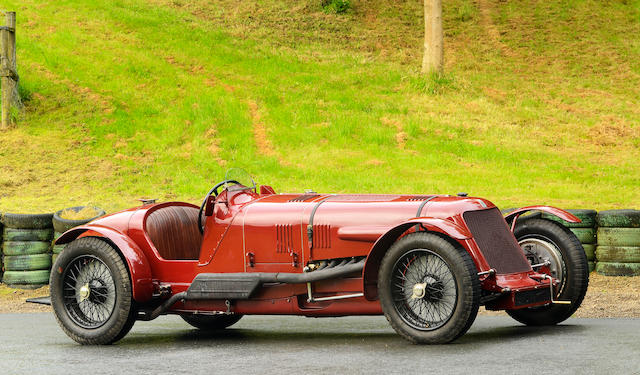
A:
56 225 154 302
362 218 472 300
504 205 581 225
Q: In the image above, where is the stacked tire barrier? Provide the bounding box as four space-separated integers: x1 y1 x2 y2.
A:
542 209 597 272
52 206 105 264
1 213 54 288
595 210 640 276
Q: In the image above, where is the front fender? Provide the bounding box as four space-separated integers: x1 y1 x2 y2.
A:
362 218 472 300
56 225 154 302
504 205 580 225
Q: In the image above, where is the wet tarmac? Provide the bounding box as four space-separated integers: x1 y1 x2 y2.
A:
0 314 638 374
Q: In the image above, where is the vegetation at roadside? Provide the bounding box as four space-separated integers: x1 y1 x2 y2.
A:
0 0 638 213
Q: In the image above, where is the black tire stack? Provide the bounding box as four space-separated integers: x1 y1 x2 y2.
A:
1 213 54 288
542 209 597 272
595 210 640 276
52 206 105 264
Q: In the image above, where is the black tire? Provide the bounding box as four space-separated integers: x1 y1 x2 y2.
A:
507 219 589 326
1 213 53 229
3 228 54 242
50 237 133 345
378 232 480 344
181 314 243 330
53 206 105 233
2 241 51 255
4 254 52 271
597 209 640 228
542 209 597 228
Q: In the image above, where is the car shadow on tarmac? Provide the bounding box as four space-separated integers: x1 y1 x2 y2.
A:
117 319 587 347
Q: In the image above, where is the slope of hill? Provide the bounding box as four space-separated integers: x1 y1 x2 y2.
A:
0 0 638 212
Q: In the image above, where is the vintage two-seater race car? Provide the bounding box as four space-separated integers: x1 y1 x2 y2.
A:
50 173 589 345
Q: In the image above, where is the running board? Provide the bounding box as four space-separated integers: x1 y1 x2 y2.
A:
186 258 365 300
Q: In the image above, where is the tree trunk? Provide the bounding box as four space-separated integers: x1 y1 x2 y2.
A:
422 0 443 75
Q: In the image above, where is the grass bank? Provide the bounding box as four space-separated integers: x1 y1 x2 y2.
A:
0 0 638 213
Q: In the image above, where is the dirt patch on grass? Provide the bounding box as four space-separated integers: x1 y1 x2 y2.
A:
247 100 276 157
476 0 517 58
2 274 639 317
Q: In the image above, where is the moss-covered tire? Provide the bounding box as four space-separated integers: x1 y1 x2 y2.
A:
52 244 66 254
582 244 596 261
52 206 105 233
542 209 597 228
595 262 640 276
3 228 54 242
588 261 595 273
597 209 640 228
595 246 640 263
570 228 597 244
597 227 640 247
378 232 480 344
3 270 51 285
2 241 51 255
4 254 52 271
54 232 63 240
1 213 53 229
50 237 134 345
507 219 589 326
181 314 243 330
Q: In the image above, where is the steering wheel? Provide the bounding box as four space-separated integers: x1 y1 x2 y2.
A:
198 179 241 234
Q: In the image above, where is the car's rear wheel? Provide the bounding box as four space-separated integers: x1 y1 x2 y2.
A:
181 314 243 330
50 237 134 345
378 232 480 344
506 218 589 325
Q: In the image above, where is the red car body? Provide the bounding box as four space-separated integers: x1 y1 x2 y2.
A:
56 185 580 319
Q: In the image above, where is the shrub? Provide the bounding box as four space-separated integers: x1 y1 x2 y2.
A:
322 0 351 14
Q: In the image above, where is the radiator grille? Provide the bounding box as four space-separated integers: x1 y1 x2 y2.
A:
463 208 531 274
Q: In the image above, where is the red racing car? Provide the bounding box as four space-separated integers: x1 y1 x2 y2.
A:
50 172 589 344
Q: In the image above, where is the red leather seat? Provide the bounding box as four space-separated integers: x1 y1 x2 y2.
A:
146 206 202 260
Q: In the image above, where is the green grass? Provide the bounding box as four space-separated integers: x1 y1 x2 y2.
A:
0 0 638 213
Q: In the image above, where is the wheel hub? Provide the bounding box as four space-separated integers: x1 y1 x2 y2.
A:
411 283 427 299
78 284 91 302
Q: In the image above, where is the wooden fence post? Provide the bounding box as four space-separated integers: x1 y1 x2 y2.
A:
1 11 17 129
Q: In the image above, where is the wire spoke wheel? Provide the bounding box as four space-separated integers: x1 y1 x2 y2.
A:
391 249 458 331
62 255 117 329
378 232 479 344
51 237 134 345
507 219 589 326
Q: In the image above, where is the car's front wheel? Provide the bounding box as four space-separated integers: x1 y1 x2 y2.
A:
378 232 480 344
50 237 134 345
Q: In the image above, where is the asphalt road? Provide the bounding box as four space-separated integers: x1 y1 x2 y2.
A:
0 313 638 374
